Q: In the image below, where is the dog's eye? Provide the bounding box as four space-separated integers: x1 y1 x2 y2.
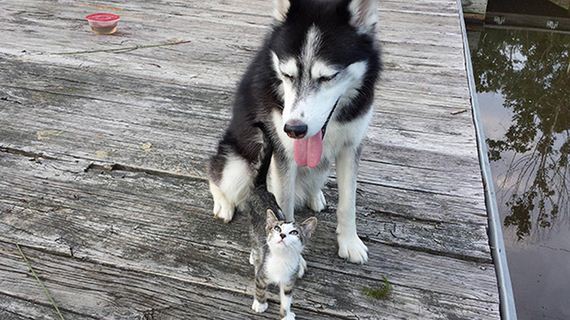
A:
289 230 299 236
317 72 338 83
274 226 281 232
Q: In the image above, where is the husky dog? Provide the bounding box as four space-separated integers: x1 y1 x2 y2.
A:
209 0 381 264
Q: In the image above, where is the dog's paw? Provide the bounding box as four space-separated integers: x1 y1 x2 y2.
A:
281 311 296 320
297 256 307 278
338 233 368 264
210 181 235 223
251 299 268 313
307 190 326 212
211 196 234 224
213 201 235 223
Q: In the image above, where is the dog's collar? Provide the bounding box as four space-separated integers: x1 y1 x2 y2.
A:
322 98 340 138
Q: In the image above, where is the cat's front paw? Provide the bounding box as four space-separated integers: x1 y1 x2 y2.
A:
338 232 368 264
251 299 268 313
281 311 296 320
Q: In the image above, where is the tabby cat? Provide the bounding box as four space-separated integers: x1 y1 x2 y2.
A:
243 125 318 319
246 186 317 319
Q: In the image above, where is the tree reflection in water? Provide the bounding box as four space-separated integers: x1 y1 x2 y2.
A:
471 28 570 240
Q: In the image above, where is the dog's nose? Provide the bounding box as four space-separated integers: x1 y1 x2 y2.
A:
284 120 308 139
280 233 286 239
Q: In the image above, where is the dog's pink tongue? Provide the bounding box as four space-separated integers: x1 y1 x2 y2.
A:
293 131 323 168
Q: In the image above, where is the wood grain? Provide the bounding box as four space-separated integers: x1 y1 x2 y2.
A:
0 153 499 319
0 0 500 318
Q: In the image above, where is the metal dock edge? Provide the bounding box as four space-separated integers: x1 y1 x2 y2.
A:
456 1 518 319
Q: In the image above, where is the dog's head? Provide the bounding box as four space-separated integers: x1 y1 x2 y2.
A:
268 0 379 140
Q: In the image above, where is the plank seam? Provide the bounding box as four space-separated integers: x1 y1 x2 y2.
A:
0 146 487 204
367 237 492 264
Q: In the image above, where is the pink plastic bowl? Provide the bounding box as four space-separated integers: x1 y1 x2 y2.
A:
85 13 120 35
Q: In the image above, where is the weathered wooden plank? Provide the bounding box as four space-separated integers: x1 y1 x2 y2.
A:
0 294 96 320
0 310 30 320
0 15 467 102
0 0 463 34
0 59 487 228
0 84 481 197
0 67 471 139
0 152 498 316
0 65 471 126
0 39 469 101
357 160 484 200
0 53 474 154
0 150 490 262
378 87 471 111
0 0 470 84
0 242 335 320
0 2 461 49
0 100 488 228
381 0 458 14
136 0 460 17
0 240 499 320
0 57 484 201
376 98 471 121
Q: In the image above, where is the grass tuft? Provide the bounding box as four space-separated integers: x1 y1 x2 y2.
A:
363 276 392 300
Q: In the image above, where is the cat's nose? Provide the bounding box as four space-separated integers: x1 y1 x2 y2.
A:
280 233 286 239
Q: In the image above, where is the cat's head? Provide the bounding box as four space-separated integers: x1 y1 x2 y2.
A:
265 209 318 253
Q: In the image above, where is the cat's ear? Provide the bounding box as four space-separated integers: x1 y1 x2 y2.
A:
300 217 318 239
266 209 279 226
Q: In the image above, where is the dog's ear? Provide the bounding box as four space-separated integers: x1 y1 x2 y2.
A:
273 0 291 22
347 0 378 35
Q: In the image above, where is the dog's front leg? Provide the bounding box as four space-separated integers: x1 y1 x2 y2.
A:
335 145 368 264
270 155 297 222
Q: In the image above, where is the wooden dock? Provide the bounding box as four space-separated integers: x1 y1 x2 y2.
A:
0 0 501 319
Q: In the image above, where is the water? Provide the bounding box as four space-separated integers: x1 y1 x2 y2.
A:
468 27 570 319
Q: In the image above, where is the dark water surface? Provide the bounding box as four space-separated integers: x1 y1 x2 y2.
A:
468 27 570 319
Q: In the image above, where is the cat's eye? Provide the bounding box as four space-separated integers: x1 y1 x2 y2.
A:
274 225 281 232
317 72 339 83
289 230 299 236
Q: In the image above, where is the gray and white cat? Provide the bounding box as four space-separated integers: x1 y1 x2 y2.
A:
246 185 317 320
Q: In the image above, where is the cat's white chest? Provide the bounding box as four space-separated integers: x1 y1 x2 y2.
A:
264 253 299 284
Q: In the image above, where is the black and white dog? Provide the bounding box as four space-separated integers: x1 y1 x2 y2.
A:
209 0 381 264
